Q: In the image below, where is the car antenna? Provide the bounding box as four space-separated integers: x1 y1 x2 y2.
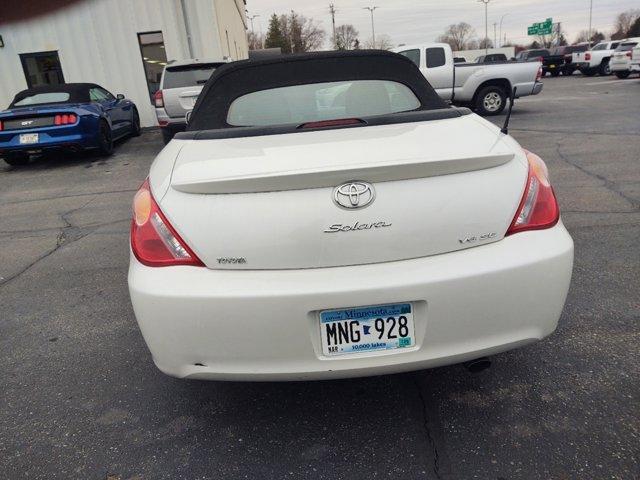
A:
451 61 456 104
501 86 517 135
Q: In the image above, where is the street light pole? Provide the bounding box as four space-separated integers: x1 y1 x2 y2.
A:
499 14 508 48
588 0 593 44
248 14 259 33
363 6 378 47
478 0 490 55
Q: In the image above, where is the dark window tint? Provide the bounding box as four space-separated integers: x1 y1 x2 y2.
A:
529 49 550 58
425 47 446 68
397 49 420 67
564 45 588 54
138 31 168 100
611 42 620 49
163 64 223 89
19 51 64 88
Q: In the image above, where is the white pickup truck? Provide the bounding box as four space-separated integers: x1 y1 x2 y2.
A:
393 43 543 116
572 40 622 76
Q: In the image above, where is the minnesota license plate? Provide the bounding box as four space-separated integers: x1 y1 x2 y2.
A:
320 303 415 356
19 133 39 144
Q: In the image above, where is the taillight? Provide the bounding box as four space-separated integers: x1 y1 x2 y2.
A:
0 120 3 131
54 114 77 125
626 51 632 58
585 53 591 61
154 90 164 108
536 66 543 81
130 179 204 267
506 150 559 235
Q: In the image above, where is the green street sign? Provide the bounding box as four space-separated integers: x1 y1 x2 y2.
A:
528 18 553 36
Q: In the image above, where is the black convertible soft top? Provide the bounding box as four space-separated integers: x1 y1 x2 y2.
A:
186 50 451 132
9 83 100 107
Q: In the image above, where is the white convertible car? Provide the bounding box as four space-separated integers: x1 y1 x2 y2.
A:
128 51 573 381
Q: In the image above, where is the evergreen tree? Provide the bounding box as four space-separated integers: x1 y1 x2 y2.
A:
264 14 290 53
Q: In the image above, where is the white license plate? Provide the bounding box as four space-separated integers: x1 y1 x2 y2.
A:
549 64 556 68
320 303 415 356
19 133 38 145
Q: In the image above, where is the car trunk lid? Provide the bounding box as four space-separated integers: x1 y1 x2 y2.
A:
158 114 528 269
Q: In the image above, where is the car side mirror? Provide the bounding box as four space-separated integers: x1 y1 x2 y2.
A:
116 94 125 101
185 110 193 125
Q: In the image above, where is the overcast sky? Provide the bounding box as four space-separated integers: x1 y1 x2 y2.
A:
246 0 639 48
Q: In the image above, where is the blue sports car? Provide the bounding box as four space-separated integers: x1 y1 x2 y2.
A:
0 83 140 166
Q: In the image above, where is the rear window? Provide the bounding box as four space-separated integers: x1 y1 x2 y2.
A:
616 42 637 51
13 92 70 106
530 50 550 58
227 80 421 127
163 63 223 89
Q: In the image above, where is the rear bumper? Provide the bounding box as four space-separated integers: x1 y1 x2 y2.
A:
610 61 630 72
0 128 97 156
531 82 544 95
128 222 574 381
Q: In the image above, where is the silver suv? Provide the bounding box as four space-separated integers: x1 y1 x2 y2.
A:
154 58 227 144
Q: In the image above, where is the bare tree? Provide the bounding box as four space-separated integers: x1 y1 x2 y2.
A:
247 31 264 50
437 22 476 51
478 37 493 49
365 34 393 50
611 9 640 39
575 29 604 44
282 11 326 52
334 24 359 50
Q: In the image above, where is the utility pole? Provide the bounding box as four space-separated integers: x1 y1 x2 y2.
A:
556 22 562 46
329 4 337 48
363 6 378 47
478 0 490 55
588 0 593 44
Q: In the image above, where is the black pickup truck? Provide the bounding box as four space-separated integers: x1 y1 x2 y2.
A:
515 49 558 75
549 44 590 76
515 46 590 76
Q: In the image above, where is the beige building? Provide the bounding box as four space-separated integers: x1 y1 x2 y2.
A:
0 0 249 127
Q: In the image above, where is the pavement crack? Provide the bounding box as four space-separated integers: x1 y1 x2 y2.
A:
555 138 639 211
412 375 444 480
0 198 100 288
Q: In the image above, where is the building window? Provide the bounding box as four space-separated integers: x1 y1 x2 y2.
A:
20 51 65 88
137 31 168 100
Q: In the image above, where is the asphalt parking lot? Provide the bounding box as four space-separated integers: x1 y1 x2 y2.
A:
1 74 639 480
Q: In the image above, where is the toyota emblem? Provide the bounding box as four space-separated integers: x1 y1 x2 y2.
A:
333 181 375 209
